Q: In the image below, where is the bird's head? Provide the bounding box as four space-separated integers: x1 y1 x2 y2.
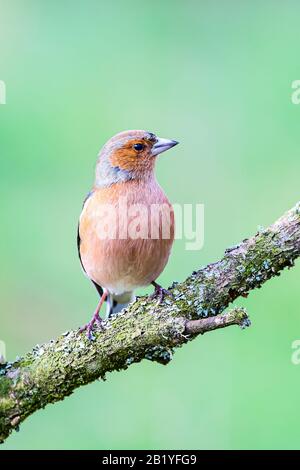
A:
95 130 178 187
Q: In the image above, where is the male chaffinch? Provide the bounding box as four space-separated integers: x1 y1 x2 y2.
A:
78 130 178 338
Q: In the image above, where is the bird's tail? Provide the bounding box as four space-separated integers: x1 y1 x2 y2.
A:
105 291 135 318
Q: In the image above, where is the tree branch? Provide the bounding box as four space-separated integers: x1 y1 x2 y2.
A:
185 307 250 335
1 201 300 443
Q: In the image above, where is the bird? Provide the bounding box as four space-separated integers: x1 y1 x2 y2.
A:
77 130 178 338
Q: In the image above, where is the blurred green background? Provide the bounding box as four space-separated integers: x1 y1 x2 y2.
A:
1 0 300 450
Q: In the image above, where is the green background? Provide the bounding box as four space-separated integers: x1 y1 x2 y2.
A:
1 0 300 450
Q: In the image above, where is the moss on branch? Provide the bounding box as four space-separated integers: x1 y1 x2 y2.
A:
1 201 300 443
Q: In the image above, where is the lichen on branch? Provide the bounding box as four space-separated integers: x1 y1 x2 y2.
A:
1 201 300 444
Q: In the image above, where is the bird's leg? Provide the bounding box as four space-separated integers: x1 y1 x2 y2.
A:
150 281 173 304
80 289 108 339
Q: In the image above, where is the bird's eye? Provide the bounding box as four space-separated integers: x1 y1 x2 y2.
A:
133 143 144 151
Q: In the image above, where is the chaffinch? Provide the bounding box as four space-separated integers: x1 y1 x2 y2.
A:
78 130 178 337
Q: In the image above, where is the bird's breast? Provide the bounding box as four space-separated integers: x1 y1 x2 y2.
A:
79 179 174 294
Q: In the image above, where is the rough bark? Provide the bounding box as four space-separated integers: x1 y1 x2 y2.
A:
1 201 300 443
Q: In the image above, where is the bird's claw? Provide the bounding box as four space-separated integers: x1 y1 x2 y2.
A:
80 289 108 339
150 281 173 304
79 312 104 340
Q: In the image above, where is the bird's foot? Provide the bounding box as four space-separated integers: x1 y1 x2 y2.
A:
80 289 108 339
79 311 104 340
150 281 173 304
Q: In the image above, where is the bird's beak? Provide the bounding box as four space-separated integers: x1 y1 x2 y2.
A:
151 137 179 156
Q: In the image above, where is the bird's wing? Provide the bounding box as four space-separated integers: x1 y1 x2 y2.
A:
77 191 103 298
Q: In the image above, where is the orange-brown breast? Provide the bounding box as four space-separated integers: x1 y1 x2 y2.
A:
79 178 174 294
